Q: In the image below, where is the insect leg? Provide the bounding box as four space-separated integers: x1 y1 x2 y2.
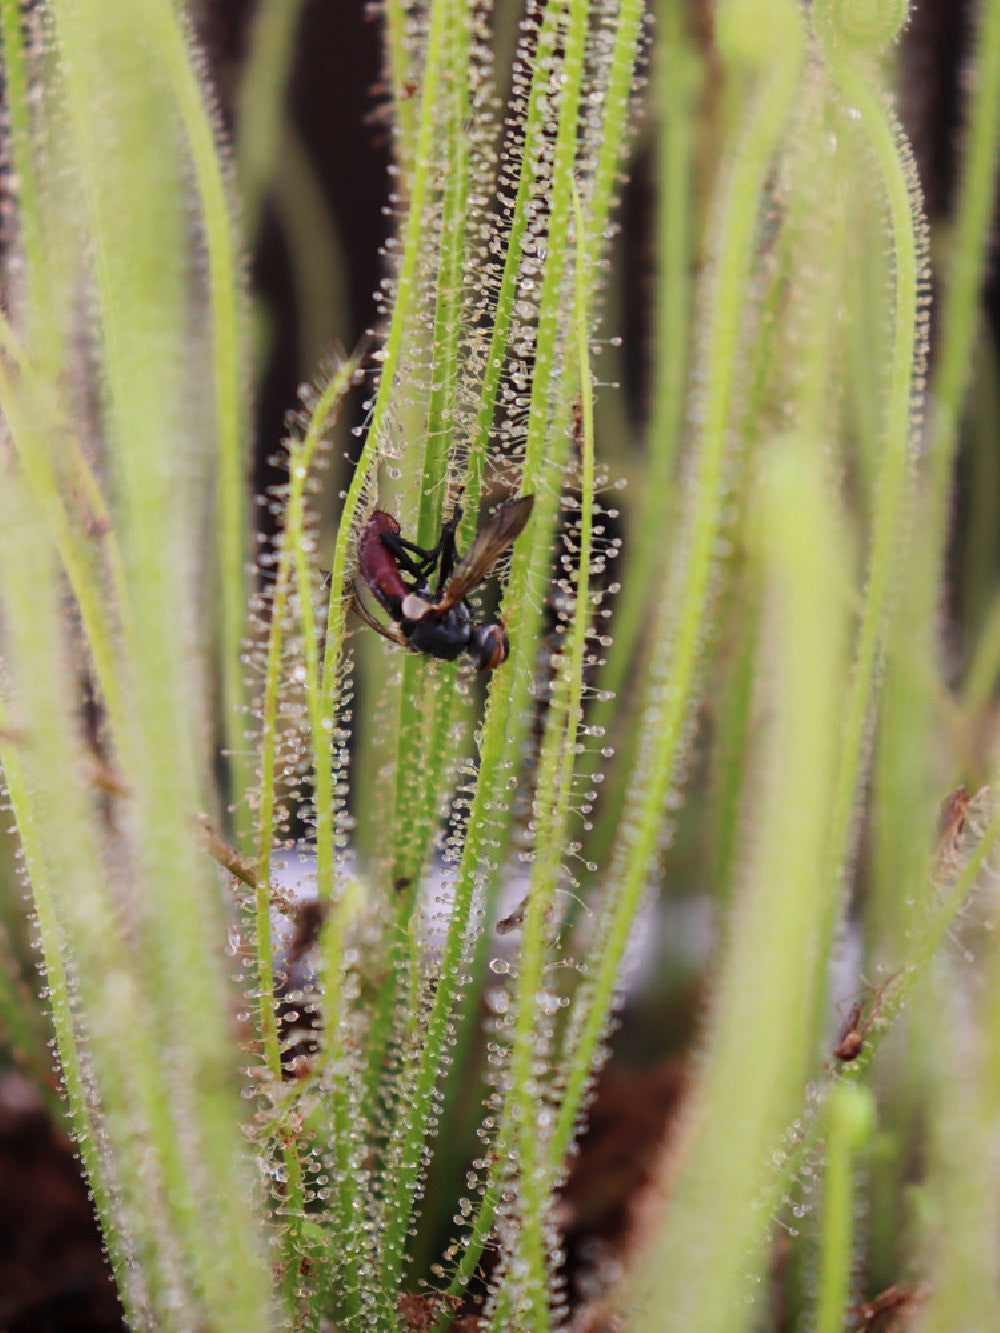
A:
349 582 408 648
381 507 465 586
434 508 462 592
379 530 441 582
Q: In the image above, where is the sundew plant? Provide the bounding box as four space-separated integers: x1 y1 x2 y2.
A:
1 0 999 1330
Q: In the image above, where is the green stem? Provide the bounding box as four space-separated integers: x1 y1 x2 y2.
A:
815 1085 876 1333
553 0 806 1169
0 0 44 318
627 428 851 1333
376 1 591 1301
385 0 418 158
0 346 125 738
497 178 596 1333
321 0 451 695
49 1 271 1319
235 0 307 253
586 0 697 725
0 706 136 1314
813 6 928 939
928 0 1000 600
463 0 566 514
389 0 471 894
255 359 358 1308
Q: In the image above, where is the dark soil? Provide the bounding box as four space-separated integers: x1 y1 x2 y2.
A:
0 1073 125 1333
0 1059 685 1333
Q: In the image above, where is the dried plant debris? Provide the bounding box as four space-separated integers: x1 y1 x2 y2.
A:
852 1281 929 1331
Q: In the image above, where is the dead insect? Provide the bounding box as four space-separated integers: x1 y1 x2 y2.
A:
353 495 534 671
938 784 972 841
496 894 530 936
833 972 898 1063
933 782 983 871
834 999 867 1063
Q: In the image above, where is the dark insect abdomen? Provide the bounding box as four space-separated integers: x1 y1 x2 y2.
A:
402 604 471 661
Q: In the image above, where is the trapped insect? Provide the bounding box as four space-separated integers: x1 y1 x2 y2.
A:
352 495 534 671
833 972 899 1063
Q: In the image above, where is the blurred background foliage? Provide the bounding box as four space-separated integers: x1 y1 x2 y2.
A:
0 0 999 1330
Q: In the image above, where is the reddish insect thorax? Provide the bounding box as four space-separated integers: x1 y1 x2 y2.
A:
358 511 408 612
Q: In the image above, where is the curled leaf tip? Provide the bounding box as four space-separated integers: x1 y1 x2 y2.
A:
814 0 910 54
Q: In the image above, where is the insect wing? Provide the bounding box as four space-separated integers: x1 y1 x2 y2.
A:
433 495 534 611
